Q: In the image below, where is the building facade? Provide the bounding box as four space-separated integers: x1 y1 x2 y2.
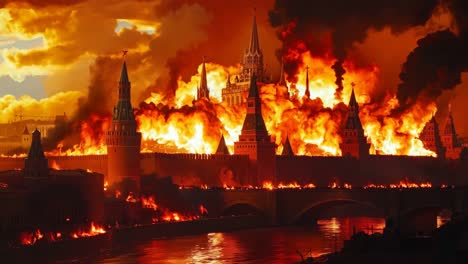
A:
222 14 271 106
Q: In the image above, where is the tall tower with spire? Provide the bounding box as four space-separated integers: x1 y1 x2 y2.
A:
105 59 142 190
234 75 276 185
304 65 310 99
24 129 48 180
239 11 264 83
222 10 271 106
442 105 462 159
419 114 445 158
339 85 370 158
197 57 210 100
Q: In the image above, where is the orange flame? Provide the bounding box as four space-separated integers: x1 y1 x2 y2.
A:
71 222 106 238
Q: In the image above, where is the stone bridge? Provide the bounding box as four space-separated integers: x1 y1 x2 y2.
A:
179 187 468 234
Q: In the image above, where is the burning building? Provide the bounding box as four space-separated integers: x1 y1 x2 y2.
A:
222 13 272 106
0 1 466 190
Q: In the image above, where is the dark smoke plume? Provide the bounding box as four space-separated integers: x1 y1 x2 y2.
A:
44 57 119 149
395 0 468 111
269 0 439 96
396 30 466 110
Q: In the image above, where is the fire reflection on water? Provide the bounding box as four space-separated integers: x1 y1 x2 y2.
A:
189 233 224 263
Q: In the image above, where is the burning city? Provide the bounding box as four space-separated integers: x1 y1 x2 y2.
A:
0 0 468 263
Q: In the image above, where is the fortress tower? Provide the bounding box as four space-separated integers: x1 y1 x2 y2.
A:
442 105 462 159
105 60 142 190
339 86 370 158
419 115 445 158
197 57 210 100
234 75 276 185
24 128 48 180
222 12 270 106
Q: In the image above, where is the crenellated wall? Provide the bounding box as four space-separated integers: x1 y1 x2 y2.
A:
1 153 467 187
140 153 251 186
277 155 467 186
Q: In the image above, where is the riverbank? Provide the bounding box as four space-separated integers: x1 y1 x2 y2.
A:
2 215 267 263
305 217 468 264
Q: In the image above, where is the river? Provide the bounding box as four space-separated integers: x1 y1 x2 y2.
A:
77 217 386 264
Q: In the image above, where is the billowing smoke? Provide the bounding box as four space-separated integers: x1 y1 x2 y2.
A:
395 0 468 112
268 0 439 99
395 30 466 111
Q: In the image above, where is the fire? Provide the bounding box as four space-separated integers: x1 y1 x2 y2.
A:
125 192 138 203
46 114 109 156
328 181 352 189
277 182 301 189
262 181 274 190
50 160 61 170
104 181 109 191
134 45 436 157
363 184 386 189
261 181 317 190
20 229 43 245
199 204 208 215
71 222 106 238
141 196 158 210
389 179 432 189
38 38 436 158
364 180 433 189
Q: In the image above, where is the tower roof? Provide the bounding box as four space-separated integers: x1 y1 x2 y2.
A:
242 74 267 132
28 129 45 159
349 86 358 110
23 126 29 135
113 60 135 121
197 56 210 100
282 135 294 156
344 86 363 130
120 61 129 84
215 134 230 155
248 13 261 54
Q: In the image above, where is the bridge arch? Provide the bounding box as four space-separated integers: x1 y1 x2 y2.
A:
221 201 265 217
293 199 383 224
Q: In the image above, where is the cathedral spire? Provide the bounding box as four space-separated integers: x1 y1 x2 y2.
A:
304 65 310 99
197 56 210 100
282 134 294 156
248 10 260 54
216 134 230 155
